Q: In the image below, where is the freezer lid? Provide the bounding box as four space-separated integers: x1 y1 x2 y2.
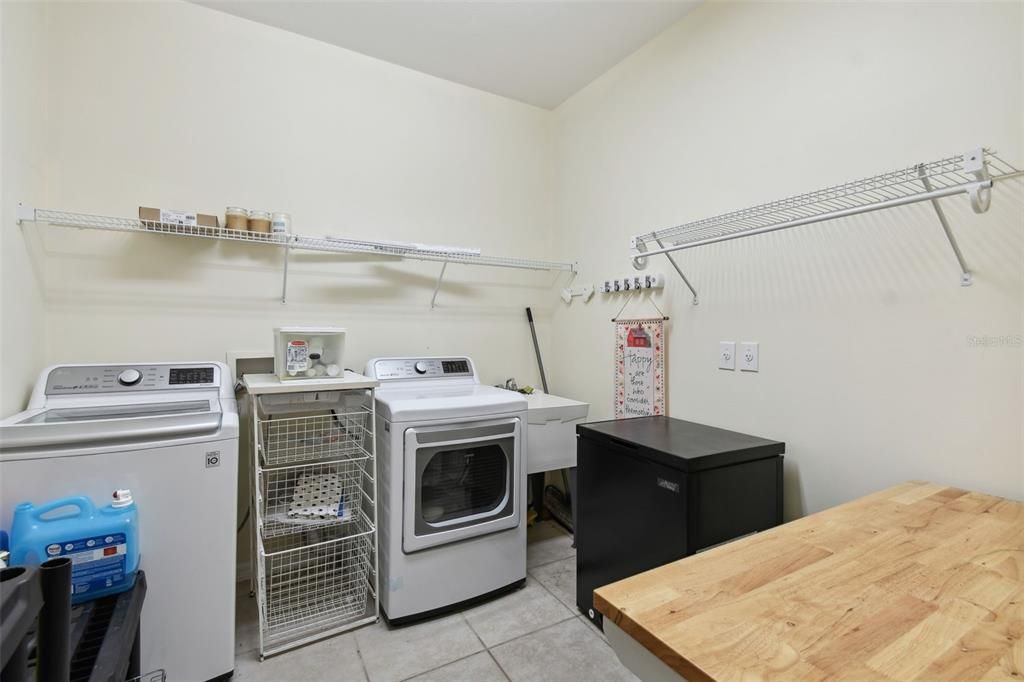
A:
0 400 223 450
524 392 589 424
576 416 784 472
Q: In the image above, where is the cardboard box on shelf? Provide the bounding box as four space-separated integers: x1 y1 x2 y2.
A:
138 206 219 230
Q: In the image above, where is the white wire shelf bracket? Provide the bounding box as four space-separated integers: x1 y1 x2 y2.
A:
15 206 576 304
630 147 1023 298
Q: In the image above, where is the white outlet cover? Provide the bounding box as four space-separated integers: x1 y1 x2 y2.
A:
740 342 759 372
719 341 736 370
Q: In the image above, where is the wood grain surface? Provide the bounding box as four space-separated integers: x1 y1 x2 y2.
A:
594 482 1024 681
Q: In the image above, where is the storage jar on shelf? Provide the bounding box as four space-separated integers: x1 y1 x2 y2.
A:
271 212 291 242
225 207 249 232
249 210 272 235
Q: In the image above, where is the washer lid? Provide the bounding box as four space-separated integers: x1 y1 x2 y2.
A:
0 399 223 450
17 400 212 424
375 384 526 422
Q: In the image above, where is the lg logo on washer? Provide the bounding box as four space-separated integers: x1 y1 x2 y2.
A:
206 451 221 468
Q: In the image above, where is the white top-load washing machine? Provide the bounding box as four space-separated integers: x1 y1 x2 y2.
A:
364 356 527 623
0 362 238 682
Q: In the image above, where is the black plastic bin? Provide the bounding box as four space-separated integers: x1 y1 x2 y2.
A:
0 566 148 682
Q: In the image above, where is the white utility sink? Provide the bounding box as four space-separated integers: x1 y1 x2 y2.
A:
523 392 589 474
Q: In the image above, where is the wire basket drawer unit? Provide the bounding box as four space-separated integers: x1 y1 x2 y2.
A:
258 458 374 540
247 380 380 659
257 515 377 653
258 407 371 467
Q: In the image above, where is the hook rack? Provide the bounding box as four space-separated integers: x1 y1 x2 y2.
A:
602 273 665 294
630 147 1022 296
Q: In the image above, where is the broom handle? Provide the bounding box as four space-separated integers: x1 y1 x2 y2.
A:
525 307 549 393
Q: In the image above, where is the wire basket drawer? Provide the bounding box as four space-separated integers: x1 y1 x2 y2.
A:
258 515 376 650
259 460 373 540
258 408 371 467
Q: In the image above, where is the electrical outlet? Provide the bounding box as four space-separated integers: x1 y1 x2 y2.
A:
719 342 736 370
740 342 759 372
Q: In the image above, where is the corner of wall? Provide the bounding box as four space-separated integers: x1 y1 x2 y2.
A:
1 0 48 416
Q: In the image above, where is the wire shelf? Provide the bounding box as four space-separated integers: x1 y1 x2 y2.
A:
23 209 285 244
20 208 575 272
634 149 1021 253
259 460 373 540
258 513 376 649
258 409 371 467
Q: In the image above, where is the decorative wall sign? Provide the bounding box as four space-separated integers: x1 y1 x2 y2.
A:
614 318 666 418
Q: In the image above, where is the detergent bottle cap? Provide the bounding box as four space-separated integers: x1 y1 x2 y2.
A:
111 489 134 508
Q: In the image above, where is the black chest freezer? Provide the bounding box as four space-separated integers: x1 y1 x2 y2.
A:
575 416 785 628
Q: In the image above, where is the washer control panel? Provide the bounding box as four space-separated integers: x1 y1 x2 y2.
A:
369 357 475 381
45 364 219 395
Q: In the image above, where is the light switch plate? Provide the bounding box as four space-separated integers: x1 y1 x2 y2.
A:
719 342 736 370
740 342 759 372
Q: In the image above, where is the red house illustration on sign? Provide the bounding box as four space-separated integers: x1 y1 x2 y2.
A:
627 324 651 348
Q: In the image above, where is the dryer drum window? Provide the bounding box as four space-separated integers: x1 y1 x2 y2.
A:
412 433 516 538
420 445 507 523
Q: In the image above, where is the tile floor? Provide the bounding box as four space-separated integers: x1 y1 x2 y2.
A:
234 521 637 682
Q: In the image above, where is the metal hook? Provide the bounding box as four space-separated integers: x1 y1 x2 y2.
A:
967 182 992 214
961 147 992 214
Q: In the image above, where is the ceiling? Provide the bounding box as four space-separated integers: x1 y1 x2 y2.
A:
193 1 702 109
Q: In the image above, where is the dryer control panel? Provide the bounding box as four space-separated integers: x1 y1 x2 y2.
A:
368 357 476 381
45 364 220 395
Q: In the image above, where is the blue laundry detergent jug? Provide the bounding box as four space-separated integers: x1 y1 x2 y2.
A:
10 490 139 603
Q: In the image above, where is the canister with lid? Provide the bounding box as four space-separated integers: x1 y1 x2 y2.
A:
225 207 248 232
248 210 272 234
271 212 291 241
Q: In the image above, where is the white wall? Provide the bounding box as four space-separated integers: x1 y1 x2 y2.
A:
549 1 1024 516
5 0 1022 526
33 0 561 389
20 0 564 578
1 1 48 415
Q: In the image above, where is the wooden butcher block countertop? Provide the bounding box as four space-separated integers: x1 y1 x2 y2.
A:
594 482 1024 681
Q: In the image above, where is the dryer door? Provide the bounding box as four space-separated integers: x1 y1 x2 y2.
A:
403 417 521 553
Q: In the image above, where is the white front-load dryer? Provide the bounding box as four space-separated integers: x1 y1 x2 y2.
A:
0 362 238 681
365 357 527 623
